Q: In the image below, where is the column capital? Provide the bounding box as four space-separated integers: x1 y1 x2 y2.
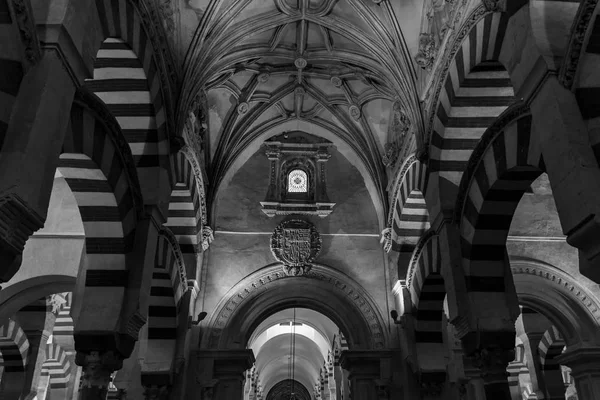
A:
466 346 515 378
141 372 171 400
76 350 123 392
196 349 255 379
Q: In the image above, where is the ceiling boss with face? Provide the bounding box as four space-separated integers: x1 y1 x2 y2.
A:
179 0 424 227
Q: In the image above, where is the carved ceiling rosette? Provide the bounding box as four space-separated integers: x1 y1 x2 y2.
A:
270 219 322 276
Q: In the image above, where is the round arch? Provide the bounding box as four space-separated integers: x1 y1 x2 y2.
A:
0 275 75 327
202 263 388 351
511 258 600 348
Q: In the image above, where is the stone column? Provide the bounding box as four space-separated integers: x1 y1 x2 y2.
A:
76 350 123 400
339 350 392 400
465 347 515 400
0 50 76 281
556 347 600 400
141 373 171 400
193 350 255 400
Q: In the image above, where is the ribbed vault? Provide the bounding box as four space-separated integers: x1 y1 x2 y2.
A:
180 0 422 224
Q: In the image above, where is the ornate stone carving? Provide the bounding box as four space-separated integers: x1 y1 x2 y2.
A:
77 350 123 390
208 264 386 349
258 72 270 83
559 0 599 89
201 226 214 251
349 104 361 120
48 293 67 315
380 227 392 253
271 220 321 276
295 57 308 69
144 384 170 400
482 0 502 11
382 142 401 168
8 0 41 70
420 380 444 397
181 145 208 225
237 102 249 115
330 76 343 87
159 227 188 294
469 347 514 376
415 33 438 71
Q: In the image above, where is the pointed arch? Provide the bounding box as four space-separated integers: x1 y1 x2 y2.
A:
427 8 515 218
41 342 72 390
0 318 29 397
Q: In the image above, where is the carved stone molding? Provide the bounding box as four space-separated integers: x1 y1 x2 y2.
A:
270 219 321 276
415 33 437 71
423 5 490 149
468 347 514 377
181 145 208 225
7 0 41 71
380 227 392 253
559 0 599 89
511 261 600 325
201 226 214 251
207 263 386 349
387 154 418 223
159 226 188 295
420 380 444 397
453 102 531 224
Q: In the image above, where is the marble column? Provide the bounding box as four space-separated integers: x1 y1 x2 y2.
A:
339 350 392 400
141 372 171 400
76 350 123 400
0 51 75 281
556 347 600 400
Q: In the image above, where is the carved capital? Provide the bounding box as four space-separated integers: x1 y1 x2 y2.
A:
201 226 214 251
467 347 514 377
76 350 123 390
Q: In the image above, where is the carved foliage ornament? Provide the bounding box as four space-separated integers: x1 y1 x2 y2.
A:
271 220 321 276
415 33 438 71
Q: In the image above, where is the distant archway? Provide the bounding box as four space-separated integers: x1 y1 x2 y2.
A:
202 263 388 351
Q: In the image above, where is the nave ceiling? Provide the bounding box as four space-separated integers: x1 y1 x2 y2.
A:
173 0 426 224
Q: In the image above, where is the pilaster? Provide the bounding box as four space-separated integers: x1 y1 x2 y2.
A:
192 349 255 400
556 347 600 400
339 350 392 400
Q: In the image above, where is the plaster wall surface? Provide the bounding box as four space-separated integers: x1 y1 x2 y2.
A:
205 146 386 325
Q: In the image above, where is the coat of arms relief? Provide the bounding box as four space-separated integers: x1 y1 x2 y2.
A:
270 219 322 276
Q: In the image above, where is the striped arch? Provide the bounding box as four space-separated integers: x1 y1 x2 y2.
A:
52 293 74 348
428 10 515 217
457 107 541 327
0 319 29 373
386 155 430 256
407 231 445 371
41 343 72 390
85 33 171 203
165 148 207 254
60 93 141 260
144 227 187 370
538 326 567 400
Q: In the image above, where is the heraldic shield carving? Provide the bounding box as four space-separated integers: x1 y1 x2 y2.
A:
270 219 322 276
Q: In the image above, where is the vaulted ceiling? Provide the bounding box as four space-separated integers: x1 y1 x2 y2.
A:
179 0 423 224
